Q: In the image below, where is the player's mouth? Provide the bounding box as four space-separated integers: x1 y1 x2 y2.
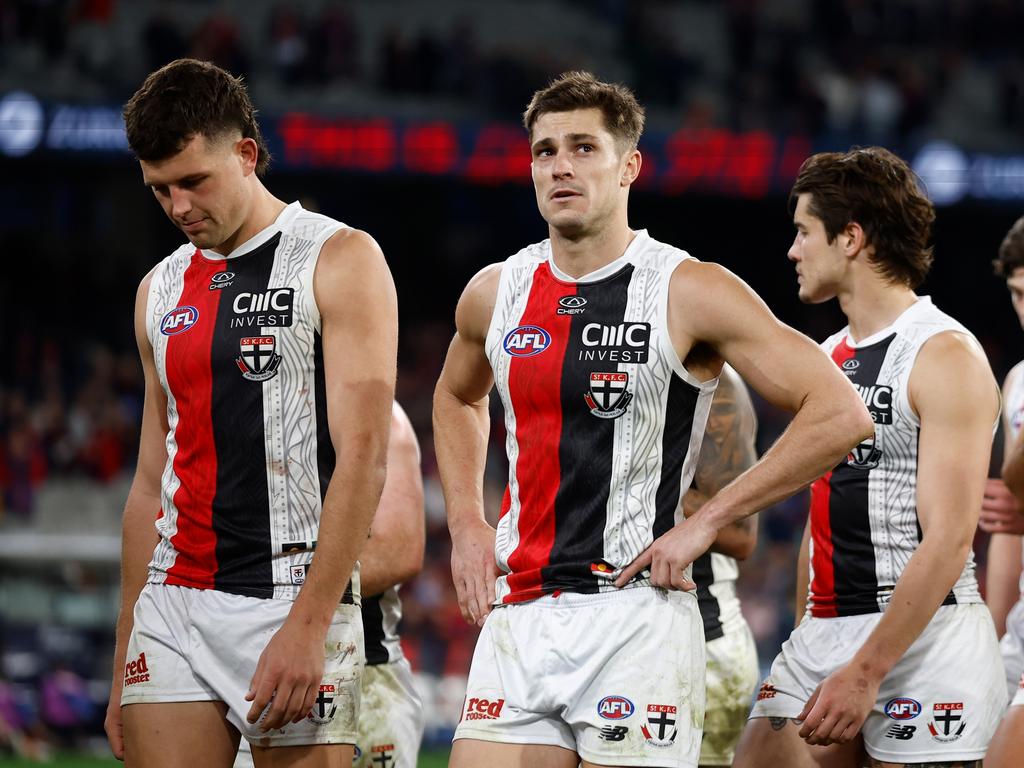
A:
550 188 581 201
180 218 208 233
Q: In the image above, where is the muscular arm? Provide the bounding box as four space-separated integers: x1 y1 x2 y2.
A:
617 262 872 588
795 516 811 626
359 403 425 598
247 229 397 730
105 271 168 759
800 331 999 745
988 367 1024 635
682 365 759 560
433 263 502 626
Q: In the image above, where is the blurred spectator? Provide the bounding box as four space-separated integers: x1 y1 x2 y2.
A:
191 12 248 80
141 6 187 74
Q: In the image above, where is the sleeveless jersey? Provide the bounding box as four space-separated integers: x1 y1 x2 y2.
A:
486 229 717 604
145 201 357 602
692 552 741 641
808 297 983 617
1003 361 1024 594
362 587 404 666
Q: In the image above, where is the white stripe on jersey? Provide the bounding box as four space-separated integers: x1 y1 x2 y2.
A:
146 244 193 583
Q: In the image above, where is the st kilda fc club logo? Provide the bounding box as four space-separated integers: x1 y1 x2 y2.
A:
585 372 633 419
307 682 339 725
847 436 882 469
236 336 283 382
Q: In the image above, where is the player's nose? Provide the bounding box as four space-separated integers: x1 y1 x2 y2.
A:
551 150 573 179
169 187 192 218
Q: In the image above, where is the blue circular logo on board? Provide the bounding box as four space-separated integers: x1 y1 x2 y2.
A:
503 325 551 357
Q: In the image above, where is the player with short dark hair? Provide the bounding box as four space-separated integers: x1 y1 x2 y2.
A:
434 70 872 768
736 147 1004 768
105 58 397 768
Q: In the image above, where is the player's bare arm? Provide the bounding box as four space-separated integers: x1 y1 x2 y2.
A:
796 331 998 748
358 403 425 598
105 269 168 761
682 365 759 560
617 261 873 589
433 263 502 627
245 228 397 732
795 516 811 628
1004 365 1024 501
985 365 1024 634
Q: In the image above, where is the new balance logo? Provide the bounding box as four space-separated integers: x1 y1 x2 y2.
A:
885 724 916 740
599 725 628 742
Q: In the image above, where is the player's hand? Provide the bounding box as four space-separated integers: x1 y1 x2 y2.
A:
104 684 125 760
980 477 1024 535
245 616 326 731
450 517 499 627
613 514 717 590
797 662 880 746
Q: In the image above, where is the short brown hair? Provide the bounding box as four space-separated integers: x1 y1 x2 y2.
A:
523 70 645 151
124 58 270 175
993 216 1024 278
790 147 935 289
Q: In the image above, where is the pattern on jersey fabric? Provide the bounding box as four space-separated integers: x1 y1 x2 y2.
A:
808 299 980 618
693 553 724 641
488 232 715 604
147 203 351 601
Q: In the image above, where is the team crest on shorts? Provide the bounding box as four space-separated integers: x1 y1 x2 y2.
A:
584 372 632 419
235 336 283 382
369 744 394 767
927 702 965 742
641 704 677 747
307 682 338 725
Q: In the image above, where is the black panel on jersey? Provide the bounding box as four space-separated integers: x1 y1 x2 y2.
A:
653 374 700 540
830 334 892 615
541 265 633 593
361 594 389 666
209 234 281 598
313 331 335 504
692 553 724 641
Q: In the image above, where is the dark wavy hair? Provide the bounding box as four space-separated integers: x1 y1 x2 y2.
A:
123 58 270 175
789 147 935 288
993 216 1024 278
523 70 646 152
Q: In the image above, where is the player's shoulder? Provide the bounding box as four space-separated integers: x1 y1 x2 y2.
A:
145 242 195 291
1004 360 1024 392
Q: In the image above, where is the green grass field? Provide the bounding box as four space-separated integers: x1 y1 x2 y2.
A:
0 751 451 767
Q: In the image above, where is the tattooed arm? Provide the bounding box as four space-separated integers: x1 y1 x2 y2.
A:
682 365 759 560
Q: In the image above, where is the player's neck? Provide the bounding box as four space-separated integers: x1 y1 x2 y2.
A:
210 183 288 257
549 222 636 279
839 273 918 343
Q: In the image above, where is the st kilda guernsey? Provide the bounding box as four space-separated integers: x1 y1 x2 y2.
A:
808 297 985 618
486 230 718 604
144 202 358 602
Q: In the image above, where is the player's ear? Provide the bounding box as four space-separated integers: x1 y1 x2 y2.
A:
621 149 642 187
843 220 867 258
237 137 259 177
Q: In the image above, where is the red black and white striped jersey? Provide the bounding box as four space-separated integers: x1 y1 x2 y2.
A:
486 230 718 604
144 202 357 602
808 297 983 618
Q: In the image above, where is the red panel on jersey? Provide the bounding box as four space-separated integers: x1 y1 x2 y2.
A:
165 252 223 589
503 264 573 602
809 338 856 618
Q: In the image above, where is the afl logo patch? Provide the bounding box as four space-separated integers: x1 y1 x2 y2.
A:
503 325 551 357
598 696 634 720
884 698 921 720
160 306 199 336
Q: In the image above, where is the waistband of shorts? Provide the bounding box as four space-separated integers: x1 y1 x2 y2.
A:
500 585 696 609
